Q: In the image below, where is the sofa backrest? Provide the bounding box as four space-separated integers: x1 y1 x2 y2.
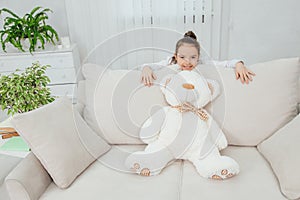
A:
81 63 174 144
79 58 300 146
200 57 299 146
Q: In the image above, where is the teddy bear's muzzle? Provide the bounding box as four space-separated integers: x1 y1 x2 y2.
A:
182 83 195 90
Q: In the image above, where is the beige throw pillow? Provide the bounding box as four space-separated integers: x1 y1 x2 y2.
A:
258 114 300 200
12 97 111 188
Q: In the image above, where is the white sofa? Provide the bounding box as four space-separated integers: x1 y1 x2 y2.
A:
4 57 300 200
0 154 21 200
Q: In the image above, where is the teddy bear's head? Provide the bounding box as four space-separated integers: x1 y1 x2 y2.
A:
161 70 211 108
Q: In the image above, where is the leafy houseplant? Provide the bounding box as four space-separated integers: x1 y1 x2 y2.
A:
0 6 59 53
0 62 55 115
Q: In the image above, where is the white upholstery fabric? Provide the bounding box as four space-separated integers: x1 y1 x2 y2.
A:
298 76 300 113
5 153 52 200
180 146 287 200
12 97 111 188
82 63 171 144
0 154 21 184
39 145 183 200
0 185 10 200
258 114 300 200
298 76 300 103
37 145 289 200
82 58 299 146
200 58 300 146
76 80 86 106
0 154 21 200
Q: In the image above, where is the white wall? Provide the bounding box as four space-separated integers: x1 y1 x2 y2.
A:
221 0 300 65
2 0 298 66
0 0 299 65
0 0 69 41
64 0 217 69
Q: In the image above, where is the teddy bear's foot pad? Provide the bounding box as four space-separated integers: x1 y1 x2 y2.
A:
130 162 161 176
211 169 235 180
140 168 151 176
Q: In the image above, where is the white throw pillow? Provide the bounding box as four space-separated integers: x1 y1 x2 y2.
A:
12 97 111 188
258 114 300 200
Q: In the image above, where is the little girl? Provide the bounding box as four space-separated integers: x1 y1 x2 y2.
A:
140 31 255 86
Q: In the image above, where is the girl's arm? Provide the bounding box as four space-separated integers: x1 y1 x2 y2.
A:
202 58 242 68
202 57 256 84
139 57 171 86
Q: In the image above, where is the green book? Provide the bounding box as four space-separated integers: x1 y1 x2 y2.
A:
0 137 30 152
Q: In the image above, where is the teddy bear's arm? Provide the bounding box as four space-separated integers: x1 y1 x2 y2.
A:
206 79 221 101
139 107 168 144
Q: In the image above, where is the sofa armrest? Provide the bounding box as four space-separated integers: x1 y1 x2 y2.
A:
5 153 52 200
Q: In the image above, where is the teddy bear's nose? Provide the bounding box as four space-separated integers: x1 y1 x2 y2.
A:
182 83 195 90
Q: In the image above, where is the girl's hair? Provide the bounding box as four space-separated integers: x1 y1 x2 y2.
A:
184 31 197 40
170 31 200 64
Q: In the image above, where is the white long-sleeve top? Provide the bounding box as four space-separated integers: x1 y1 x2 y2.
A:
139 56 242 70
139 54 241 100
138 56 242 101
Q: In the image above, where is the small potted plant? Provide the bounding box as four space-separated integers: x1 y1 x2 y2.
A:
0 62 55 115
0 6 59 53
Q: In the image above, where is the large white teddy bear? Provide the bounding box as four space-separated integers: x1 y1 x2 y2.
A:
126 70 239 180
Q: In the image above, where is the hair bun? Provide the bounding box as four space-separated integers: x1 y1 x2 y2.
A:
184 31 197 40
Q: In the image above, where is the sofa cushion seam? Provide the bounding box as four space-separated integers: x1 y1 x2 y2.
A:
177 159 184 200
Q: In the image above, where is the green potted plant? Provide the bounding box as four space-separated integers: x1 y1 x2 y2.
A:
0 62 55 115
0 6 59 53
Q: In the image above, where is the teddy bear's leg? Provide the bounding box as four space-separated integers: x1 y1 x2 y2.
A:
207 118 228 151
139 107 167 144
126 112 200 176
189 148 239 180
125 142 174 176
215 133 228 151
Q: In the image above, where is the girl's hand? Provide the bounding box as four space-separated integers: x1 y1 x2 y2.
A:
140 66 157 87
235 62 256 84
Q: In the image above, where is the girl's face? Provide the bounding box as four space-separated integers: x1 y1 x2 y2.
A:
174 43 199 71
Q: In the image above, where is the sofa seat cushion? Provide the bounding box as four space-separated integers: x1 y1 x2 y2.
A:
180 146 287 200
39 145 183 200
